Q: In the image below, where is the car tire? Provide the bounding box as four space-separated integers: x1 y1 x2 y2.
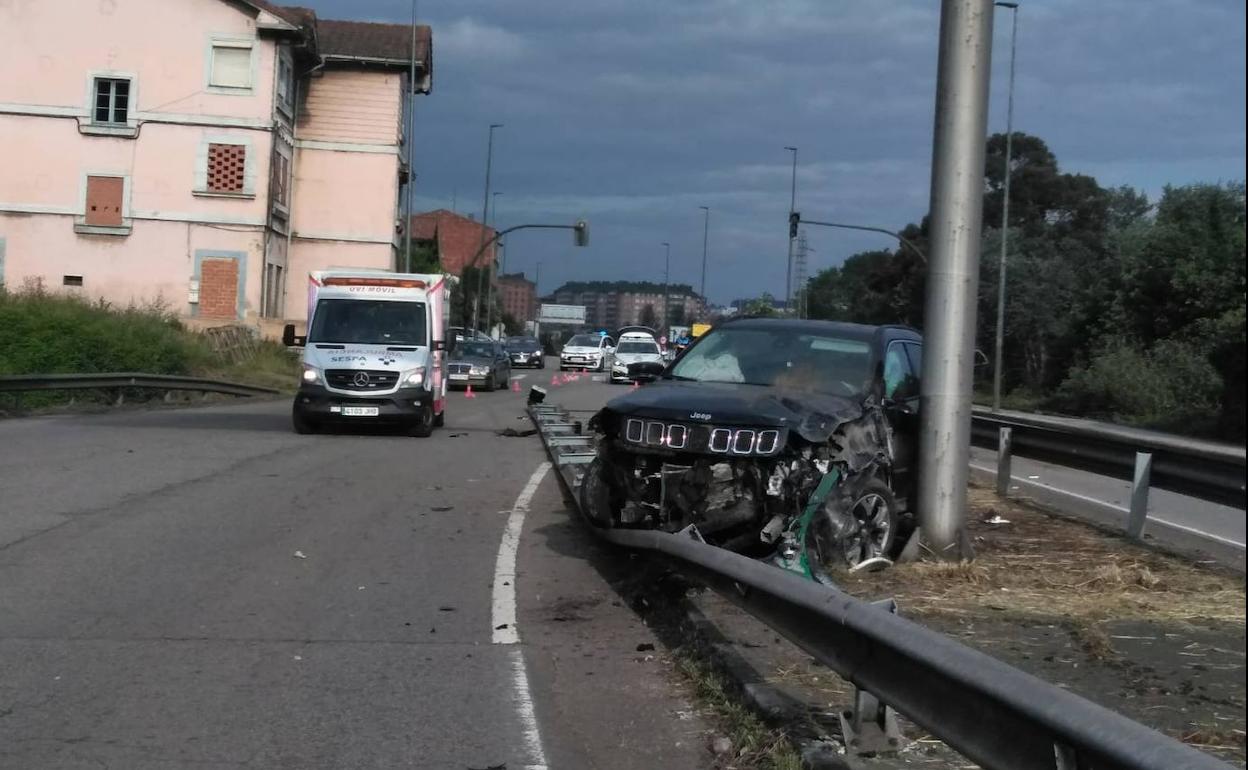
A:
292 406 318 435
433 409 445 428
803 476 898 584
483 374 496 392
408 406 435 437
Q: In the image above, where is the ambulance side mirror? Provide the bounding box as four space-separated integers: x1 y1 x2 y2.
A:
282 324 306 348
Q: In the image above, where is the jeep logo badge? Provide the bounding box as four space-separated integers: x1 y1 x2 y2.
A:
690 412 712 421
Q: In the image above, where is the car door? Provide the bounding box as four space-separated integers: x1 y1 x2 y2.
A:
495 342 510 379
882 339 921 505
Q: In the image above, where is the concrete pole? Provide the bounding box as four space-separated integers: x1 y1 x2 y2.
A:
699 206 710 304
784 146 797 313
918 0 995 556
991 1 1019 411
661 241 671 338
484 191 503 336
470 123 501 331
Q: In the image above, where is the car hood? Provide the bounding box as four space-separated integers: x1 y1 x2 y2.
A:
613 353 664 365
448 354 493 365
599 380 864 443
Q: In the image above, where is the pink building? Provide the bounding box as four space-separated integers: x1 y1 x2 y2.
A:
0 0 432 331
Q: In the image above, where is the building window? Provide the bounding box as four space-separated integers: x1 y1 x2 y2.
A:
207 143 247 193
270 149 290 208
84 176 124 227
276 53 294 114
93 77 130 125
209 41 253 90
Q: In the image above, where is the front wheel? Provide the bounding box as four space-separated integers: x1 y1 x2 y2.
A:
482 374 496 392
804 477 898 583
292 406 318 435
408 405 435 437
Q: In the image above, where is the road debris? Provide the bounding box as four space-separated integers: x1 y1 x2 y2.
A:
984 514 1011 525
636 642 656 652
292 550 307 559
431 505 454 512
497 427 538 438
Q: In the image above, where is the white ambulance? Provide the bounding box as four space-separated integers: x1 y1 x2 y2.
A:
283 269 450 436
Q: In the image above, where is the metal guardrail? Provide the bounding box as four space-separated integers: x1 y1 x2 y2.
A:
0 373 281 403
971 407 1246 542
528 402 1233 770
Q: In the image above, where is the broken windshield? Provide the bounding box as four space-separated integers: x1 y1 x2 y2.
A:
669 327 871 396
308 299 426 346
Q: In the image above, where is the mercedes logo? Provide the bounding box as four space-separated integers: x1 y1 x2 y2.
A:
352 371 371 387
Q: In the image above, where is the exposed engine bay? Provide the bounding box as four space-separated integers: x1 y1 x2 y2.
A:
581 383 912 580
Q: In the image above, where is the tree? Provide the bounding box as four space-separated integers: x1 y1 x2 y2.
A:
743 294 779 317
638 303 658 329
397 240 440 273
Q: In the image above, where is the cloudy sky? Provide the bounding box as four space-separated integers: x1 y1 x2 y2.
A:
301 0 1245 304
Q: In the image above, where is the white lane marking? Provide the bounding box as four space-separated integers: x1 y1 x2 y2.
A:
491 461 552 770
970 462 1246 549
508 647 549 770
492 461 549 643
511 373 528 381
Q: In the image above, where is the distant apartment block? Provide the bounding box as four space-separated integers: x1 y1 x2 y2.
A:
547 281 706 330
498 272 537 324
0 0 432 329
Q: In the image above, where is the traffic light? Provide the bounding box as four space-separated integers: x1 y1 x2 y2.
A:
789 211 800 239
573 219 590 247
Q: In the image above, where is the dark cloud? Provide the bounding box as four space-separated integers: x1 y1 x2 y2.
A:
304 0 1244 303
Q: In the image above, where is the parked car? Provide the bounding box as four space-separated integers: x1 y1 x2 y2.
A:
560 333 615 371
609 332 665 383
579 318 923 581
449 326 490 344
505 336 546 369
446 339 512 391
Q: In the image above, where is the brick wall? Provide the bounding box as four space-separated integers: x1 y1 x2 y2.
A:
199 258 239 319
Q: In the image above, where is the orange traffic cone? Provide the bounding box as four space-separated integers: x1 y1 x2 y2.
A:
551 375 560 387
465 384 476 399
631 381 639 390
511 379 521 393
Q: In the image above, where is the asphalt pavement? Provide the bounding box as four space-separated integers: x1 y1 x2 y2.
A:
0 362 708 770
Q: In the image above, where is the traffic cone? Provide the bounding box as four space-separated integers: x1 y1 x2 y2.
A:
511 379 521 393
551 375 560 387
465 384 476 399
631 381 639 390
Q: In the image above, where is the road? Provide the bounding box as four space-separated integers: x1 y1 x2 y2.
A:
0 364 710 770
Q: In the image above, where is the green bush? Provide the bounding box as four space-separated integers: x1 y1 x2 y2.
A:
0 287 212 376
1051 337 1223 431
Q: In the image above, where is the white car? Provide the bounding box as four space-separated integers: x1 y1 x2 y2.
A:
560 333 614 371
609 334 665 383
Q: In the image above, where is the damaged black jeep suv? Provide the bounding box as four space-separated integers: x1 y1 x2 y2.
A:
581 318 923 579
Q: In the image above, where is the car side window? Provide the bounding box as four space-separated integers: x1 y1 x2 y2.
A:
884 342 919 401
903 342 922 380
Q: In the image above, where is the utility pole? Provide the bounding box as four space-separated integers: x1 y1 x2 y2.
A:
484 190 503 336
470 123 502 332
918 0 995 557
794 229 810 318
402 0 419 272
784 146 797 314
992 1 1019 411
698 206 710 304
661 241 671 339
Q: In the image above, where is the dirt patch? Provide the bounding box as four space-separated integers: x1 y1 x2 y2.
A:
834 484 1247 765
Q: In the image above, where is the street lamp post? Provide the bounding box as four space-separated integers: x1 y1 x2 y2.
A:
470 123 502 332
484 190 504 336
784 146 798 313
992 1 1019 411
661 241 671 338
698 206 710 305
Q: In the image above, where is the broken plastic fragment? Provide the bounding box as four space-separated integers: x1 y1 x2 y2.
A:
292 550 307 559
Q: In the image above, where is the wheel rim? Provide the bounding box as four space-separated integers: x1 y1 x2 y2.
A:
841 492 892 566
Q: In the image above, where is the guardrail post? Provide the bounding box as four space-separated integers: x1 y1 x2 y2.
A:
1126 451 1153 540
996 426 1012 498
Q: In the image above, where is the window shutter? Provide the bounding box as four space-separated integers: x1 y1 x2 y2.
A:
211 45 252 88
207 144 247 193
85 176 124 227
